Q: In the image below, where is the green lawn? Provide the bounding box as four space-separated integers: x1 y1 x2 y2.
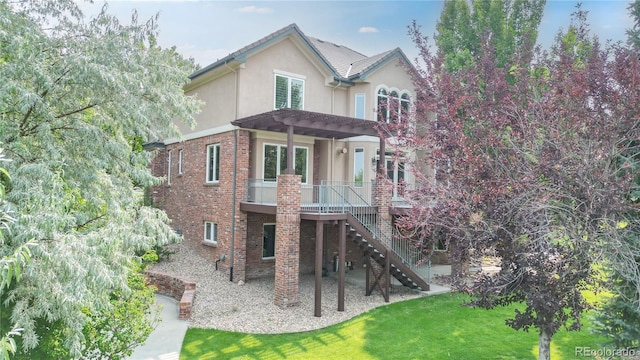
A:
180 293 608 359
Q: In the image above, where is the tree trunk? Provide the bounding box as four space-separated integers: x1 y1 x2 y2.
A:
448 236 470 287
538 330 551 360
450 255 469 284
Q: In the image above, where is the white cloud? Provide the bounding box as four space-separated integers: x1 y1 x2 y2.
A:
237 5 273 14
359 26 379 33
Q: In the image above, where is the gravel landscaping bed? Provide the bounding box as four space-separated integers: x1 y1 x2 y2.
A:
150 243 424 334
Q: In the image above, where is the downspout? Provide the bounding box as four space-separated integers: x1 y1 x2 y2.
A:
225 61 239 282
230 129 238 282
330 77 342 183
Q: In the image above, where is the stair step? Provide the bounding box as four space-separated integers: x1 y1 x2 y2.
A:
347 219 429 291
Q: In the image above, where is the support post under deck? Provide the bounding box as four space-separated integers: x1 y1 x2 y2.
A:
338 219 346 312
314 220 323 317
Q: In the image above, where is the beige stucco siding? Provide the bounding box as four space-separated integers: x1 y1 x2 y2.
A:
237 37 335 118
365 60 414 96
331 87 349 116
179 71 237 137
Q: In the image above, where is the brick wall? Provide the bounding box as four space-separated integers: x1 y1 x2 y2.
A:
246 213 277 279
274 174 301 308
148 147 168 208
245 216 319 279
145 270 196 319
148 129 250 282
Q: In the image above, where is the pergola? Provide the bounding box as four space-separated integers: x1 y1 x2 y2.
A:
232 108 389 316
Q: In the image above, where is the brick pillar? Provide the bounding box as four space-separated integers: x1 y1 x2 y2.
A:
274 174 301 308
373 179 393 221
372 179 394 256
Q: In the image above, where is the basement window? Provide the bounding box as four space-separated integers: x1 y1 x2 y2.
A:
204 221 217 245
262 223 276 259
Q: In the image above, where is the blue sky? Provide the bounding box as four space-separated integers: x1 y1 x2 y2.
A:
80 1 635 67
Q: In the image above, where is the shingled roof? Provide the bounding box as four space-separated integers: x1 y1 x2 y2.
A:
189 23 413 82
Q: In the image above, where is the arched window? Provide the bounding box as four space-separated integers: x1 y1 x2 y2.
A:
377 88 388 122
400 93 410 119
377 87 411 124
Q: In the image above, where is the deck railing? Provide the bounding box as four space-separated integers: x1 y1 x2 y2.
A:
244 179 429 282
244 179 372 209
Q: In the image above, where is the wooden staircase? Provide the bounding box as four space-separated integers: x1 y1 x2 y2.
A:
346 214 430 293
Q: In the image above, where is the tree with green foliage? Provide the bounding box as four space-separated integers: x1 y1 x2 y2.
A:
590 0 640 349
627 0 640 48
0 0 200 357
429 0 546 283
591 232 640 349
0 150 35 360
435 0 546 72
404 5 640 360
16 257 161 360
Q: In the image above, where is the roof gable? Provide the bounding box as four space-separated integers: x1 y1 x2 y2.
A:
348 48 415 81
189 23 415 83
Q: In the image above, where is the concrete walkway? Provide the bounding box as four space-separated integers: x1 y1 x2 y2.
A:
127 294 189 360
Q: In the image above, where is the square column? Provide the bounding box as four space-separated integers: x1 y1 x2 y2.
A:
274 174 302 308
373 179 393 222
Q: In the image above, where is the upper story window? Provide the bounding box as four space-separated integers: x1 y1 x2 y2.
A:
275 73 304 110
377 87 411 124
354 93 366 119
178 149 183 175
263 144 308 183
206 144 220 183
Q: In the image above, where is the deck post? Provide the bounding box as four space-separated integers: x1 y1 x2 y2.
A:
338 219 346 311
384 249 390 303
314 220 324 317
365 252 371 296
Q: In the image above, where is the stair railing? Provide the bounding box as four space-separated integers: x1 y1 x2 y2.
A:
322 181 429 282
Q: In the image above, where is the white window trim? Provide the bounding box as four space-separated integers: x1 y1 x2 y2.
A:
206 144 220 183
178 149 183 175
262 143 309 184
204 221 217 244
167 150 172 185
262 223 276 259
273 69 307 80
376 148 409 200
274 72 305 110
